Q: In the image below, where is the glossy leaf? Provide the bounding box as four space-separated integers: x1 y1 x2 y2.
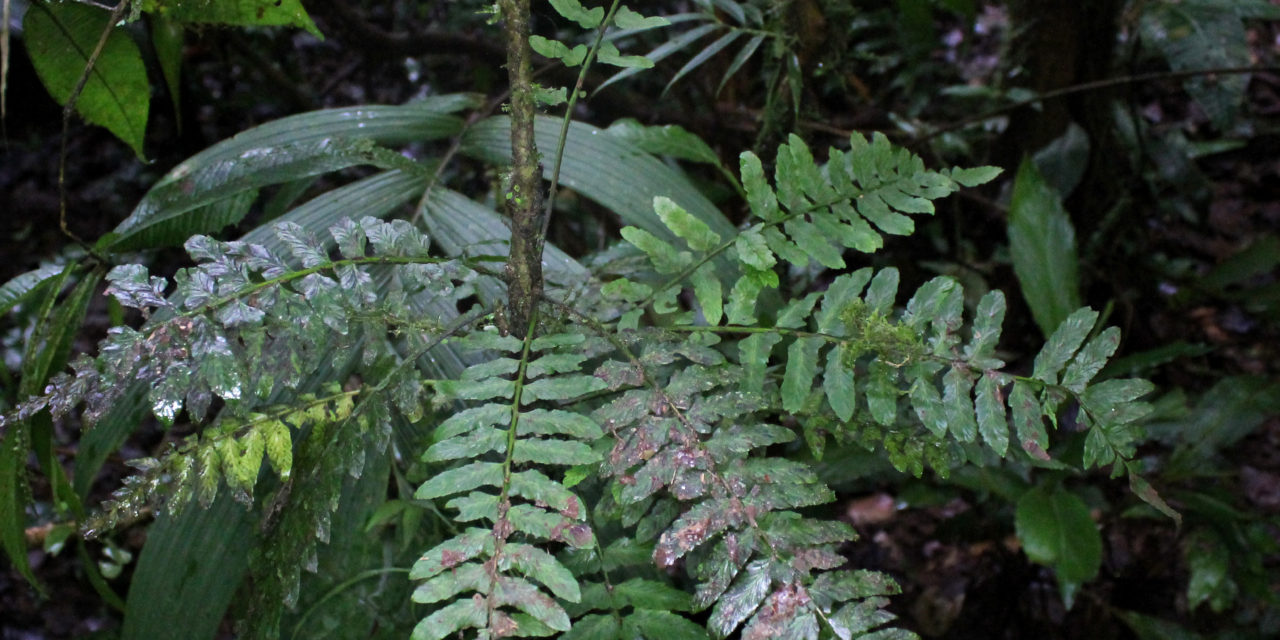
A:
1015 484 1101 605
0 264 65 316
604 119 722 166
1008 158 1081 337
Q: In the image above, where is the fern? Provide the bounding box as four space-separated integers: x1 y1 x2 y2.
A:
0 5 1168 637
410 326 606 639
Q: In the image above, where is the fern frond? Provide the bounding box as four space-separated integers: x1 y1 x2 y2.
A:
412 326 608 639
579 322 906 639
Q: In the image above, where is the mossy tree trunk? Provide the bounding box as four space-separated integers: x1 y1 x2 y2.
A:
499 0 544 336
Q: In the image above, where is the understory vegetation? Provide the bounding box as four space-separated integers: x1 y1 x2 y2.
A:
2 1 1278 639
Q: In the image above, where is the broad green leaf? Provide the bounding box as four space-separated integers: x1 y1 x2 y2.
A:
4 266 99 593
20 266 99 396
1032 123 1090 196
150 17 184 129
655 196 721 251
115 97 478 251
460 116 735 249
782 337 822 413
975 374 1009 456
739 333 782 395
0 264 65 316
139 0 321 37
121 494 253 640
420 187 589 298
1008 158 1081 337
549 0 604 28
691 263 723 325
823 347 856 422
25 2 149 157
1015 484 1101 606
1199 233 1280 292
604 119 721 166
1033 307 1099 385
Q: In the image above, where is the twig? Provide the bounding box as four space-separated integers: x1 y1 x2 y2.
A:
56 0 131 255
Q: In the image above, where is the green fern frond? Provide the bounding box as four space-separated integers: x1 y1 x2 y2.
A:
412 327 608 639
